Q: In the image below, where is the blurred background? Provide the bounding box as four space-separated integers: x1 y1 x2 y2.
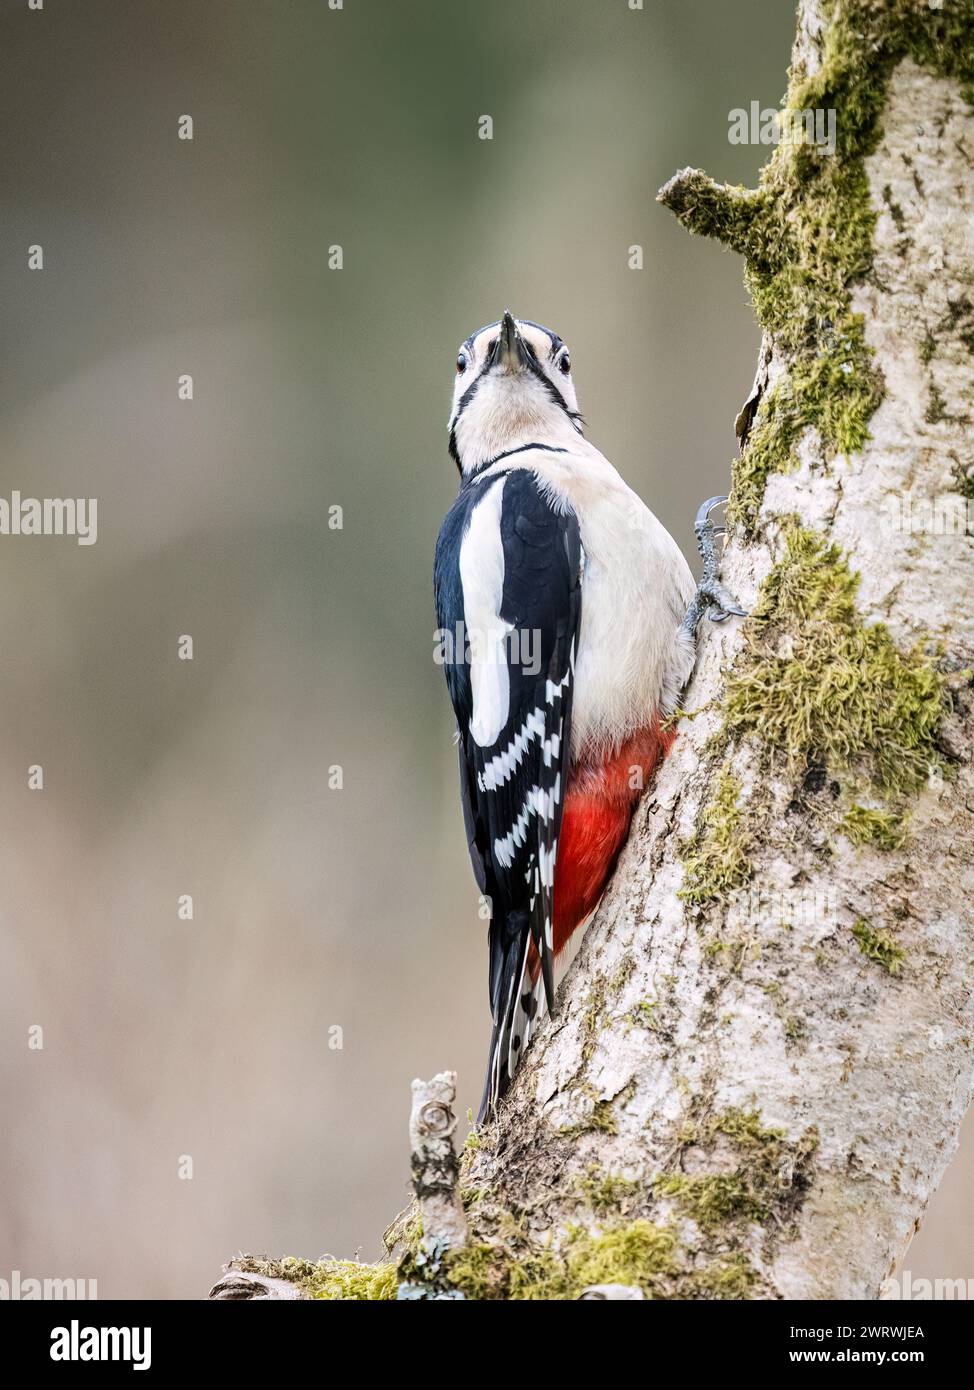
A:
0 0 969 1298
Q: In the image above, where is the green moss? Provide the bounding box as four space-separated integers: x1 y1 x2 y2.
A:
661 1 974 534
382 1203 423 1258
560 1079 637 1139
560 1097 619 1139
235 1207 763 1303
882 182 906 233
230 1254 398 1301
442 1240 555 1300
655 169 764 255
704 933 761 972
784 1014 808 1045
579 979 606 1062
429 1108 809 1300
925 382 952 424
680 766 754 907
679 520 949 912
584 1100 620 1135
723 521 948 795
952 462 974 499
841 804 907 850
762 983 808 1047
565 1221 678 1295
238 1122 783 1301
609 959 636 992
305 1259 398 1300
688 1253 760 1300
624 998 661 1032
853 917 906 975
579 960 635 1061
444 1220 680 1301
655 1172 768 1231
573 1165 641 1216
732 318 882 533
730 140 882 532
929 294 974 361
657 1107 819 1236
709 1107 785 1147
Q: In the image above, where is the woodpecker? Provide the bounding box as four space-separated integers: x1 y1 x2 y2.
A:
434 312 742 1121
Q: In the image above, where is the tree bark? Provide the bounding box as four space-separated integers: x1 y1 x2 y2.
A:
453 0 974 1301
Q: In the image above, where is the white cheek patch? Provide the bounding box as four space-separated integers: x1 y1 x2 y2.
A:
459 475 512 747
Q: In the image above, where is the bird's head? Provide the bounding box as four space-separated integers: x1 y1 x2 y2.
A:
448 311 584 476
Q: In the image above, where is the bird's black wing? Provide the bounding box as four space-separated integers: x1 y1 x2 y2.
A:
434 466 582 1116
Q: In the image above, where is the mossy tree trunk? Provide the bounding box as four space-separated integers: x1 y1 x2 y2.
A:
450 0 974 1301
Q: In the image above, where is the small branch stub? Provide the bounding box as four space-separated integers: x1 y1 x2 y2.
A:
409 1071 468 1252
656 165 761 256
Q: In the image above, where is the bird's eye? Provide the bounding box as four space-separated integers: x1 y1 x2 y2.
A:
456 352 468 374
558 351 571 375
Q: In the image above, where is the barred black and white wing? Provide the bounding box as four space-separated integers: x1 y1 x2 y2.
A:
434 464 582 1120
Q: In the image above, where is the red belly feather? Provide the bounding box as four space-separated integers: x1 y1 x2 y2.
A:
525 720 675 984
544 721 675 967
553 721 674 956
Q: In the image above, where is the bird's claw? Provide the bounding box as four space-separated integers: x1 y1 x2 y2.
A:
695 578 748 625
693 494 728 540
680 495 748 639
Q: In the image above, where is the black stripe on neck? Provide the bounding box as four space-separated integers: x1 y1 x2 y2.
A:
521 349 581 428
463 442 569 483
448 358 497 470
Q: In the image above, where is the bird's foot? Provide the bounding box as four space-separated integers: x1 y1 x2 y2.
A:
679 495 748 639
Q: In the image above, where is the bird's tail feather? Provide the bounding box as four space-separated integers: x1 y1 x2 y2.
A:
477 905 600 1125
478 927 546 1125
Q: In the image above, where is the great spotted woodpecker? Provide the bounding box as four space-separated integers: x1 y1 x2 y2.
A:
434 312 742 1121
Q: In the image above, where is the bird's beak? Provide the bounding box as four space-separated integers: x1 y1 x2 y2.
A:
490 310 528 371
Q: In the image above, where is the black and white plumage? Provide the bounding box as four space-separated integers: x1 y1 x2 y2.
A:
435 463 582 1115
435 313 699 1121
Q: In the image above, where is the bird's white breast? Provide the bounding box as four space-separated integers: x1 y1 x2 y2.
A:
475 444 696 761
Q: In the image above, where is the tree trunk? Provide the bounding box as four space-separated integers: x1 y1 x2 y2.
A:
447 0 974 1301
212 0 974 1302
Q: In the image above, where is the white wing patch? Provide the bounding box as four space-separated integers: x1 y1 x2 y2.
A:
459 475 512 747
